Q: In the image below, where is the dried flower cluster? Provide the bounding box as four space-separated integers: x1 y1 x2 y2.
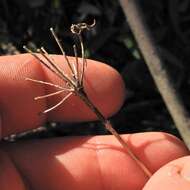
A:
24 20 152 178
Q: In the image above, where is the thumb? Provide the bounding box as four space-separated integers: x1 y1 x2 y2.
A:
143 156 190 190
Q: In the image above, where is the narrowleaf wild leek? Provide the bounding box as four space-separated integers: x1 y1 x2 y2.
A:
24 20 152 178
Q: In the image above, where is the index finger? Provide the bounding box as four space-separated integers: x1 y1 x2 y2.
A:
0 54 126 137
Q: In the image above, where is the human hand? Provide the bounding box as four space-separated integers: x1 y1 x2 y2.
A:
0 54 189 190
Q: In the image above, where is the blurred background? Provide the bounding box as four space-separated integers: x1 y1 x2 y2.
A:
0 0 190 140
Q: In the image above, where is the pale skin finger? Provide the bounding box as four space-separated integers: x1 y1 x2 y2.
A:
1 132 189 190
143 156 190 190
0 54 125 137
0 150 25 190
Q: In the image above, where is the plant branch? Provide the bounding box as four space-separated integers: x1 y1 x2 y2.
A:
119 0 190 149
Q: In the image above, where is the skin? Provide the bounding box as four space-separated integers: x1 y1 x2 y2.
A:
0 54 189 190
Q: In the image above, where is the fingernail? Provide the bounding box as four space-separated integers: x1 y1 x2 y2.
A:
180 162 190 181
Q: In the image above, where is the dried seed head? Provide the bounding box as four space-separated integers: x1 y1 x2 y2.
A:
70 19 96 35
23 20 152 177
24 21 95 113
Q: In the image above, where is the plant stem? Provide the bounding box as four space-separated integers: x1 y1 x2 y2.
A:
77 88 152 178
119 0 190 150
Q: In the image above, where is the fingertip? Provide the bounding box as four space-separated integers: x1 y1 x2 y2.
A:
46 57 126 122
0 54 126 136
126 132 189 173
143 156 190 190
85 60 126 117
